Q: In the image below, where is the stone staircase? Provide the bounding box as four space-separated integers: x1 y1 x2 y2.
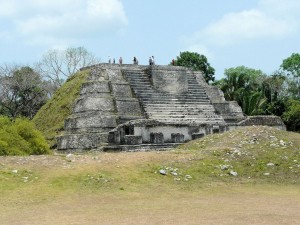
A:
122 68 225 125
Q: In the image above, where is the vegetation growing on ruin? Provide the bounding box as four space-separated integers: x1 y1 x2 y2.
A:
32 69 90 147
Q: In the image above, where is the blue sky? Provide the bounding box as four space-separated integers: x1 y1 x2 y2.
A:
0 0 300 79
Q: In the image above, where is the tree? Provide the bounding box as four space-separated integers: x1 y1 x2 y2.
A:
172 51 215 83
282 99 300 132
280 53 300 99
0 65 48 119
216 66 265 100
35 46 100 87
261 71 287 116
214 66 267 115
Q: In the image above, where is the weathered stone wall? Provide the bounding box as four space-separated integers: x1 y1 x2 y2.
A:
213 101 245 122
238 116 286 130
108 119 228 145
151 67 188 93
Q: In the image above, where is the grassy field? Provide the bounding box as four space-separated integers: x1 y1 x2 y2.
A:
0 126 300 224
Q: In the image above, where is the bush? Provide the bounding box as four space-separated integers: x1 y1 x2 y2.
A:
282 99 300 132
0 116 50 156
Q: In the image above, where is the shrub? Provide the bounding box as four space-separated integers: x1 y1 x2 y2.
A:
0 116 50 156
282 99 300 132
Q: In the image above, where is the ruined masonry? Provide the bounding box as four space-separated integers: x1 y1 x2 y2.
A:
57 64 285 151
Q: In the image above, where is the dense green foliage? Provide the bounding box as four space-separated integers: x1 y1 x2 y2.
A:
172 51 215 83
213 53 300 131
281 53 300 77
215 66 267 115
280 53 300 99
282 99 300 132
32 69 89 147
0 116 50 156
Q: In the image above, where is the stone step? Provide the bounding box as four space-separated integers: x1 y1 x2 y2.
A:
148 114 223 119
146 111 218 115
145 110 215 114
146 112 217 116
125 79 149 83
67 127 114 134
132 88 208 95
137 95 209 100
134 90 207 95
140 96 209 100
102 143 180 152
136 95 209 100
144 106 215 111
147 118 225 124
138 93 208 98
141 100 211 104
144 105 215 112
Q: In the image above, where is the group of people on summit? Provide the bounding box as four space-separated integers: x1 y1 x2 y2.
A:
108 56 155 65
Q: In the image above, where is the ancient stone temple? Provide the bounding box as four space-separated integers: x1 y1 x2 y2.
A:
56 64 285 151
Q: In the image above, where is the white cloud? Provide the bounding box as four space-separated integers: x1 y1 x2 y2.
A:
0 0 128 45
186 0 300 48
185 44 214 60
202 9 291 46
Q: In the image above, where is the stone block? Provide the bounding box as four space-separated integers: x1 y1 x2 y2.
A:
80 81 110 95
192 133 205 140
88 68 108 81
57 133 108 150
111 83 132 97
151 68 188 93
73 97 115 113
108 131 121 144
107 68 126 82
150 132 164 144
65 115 117 130
212 125 220 133
171 133 185 143
115 99 142 116
124 135 142 145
